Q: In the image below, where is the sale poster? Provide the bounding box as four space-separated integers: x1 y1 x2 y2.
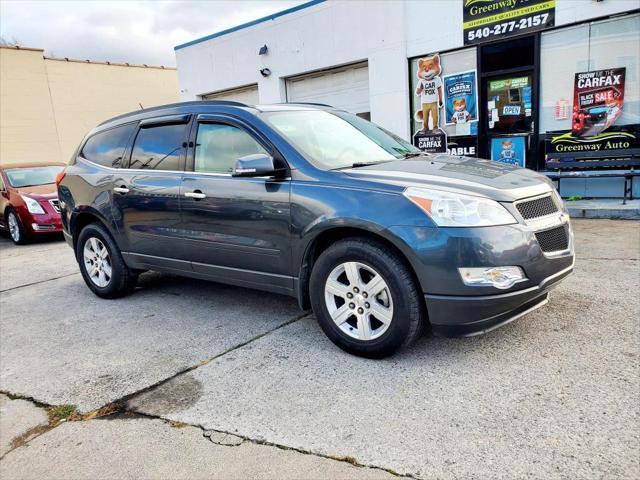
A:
491 136 526 167
443 70 478 126
572 68 625 138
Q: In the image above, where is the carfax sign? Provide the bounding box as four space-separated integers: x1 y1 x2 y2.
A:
443 70 478 125
572 68 625 138
463 0 555 45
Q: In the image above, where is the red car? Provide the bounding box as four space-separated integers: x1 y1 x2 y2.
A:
0 162 65 244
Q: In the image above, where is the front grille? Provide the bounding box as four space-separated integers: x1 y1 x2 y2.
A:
49 199 61 213
535 225 569 253
516 194 558 220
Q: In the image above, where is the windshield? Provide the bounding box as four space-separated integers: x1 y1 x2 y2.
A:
261 110 422 170
5 166 64 188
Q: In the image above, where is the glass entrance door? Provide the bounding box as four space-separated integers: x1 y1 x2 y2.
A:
483 71 534 168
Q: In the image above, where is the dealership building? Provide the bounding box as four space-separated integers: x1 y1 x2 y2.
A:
174 0 639 198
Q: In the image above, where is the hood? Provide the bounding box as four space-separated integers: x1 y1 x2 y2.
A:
343 154 553 202
15 183 57 198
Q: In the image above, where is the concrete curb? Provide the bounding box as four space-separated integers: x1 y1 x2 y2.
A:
565 199 640 220
567 206 640 220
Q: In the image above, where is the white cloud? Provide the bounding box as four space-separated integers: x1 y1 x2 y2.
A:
0 0 304 66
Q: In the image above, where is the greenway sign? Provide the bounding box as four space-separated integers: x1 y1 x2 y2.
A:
545 126 640 157
463 0 555 45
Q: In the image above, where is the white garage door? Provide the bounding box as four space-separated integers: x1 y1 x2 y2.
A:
201 84 259 105
286 63 370 118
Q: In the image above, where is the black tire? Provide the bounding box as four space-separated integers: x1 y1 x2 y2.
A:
309 237 425 358
7 209 28 245
76 222 138 298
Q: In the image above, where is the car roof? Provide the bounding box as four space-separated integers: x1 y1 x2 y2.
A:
97 101 337 130
1 162 66 170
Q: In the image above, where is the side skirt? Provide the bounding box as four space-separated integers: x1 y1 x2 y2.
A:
122 252 298 298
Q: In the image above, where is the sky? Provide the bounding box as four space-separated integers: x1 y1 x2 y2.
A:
0 0 305 66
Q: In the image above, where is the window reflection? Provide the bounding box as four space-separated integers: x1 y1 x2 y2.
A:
195 123 267 174
81 123 135 168
130 124 186 171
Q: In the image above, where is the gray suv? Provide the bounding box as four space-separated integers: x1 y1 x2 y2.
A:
57 101 574 357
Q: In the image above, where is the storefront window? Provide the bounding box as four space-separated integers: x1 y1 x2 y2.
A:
540 14 640 133
410 47 478 155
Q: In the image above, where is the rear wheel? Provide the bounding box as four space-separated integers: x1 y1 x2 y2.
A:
7 209 28 245
310 237 425 358
76 223 138 298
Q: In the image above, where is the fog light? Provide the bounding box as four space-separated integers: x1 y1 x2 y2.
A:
458 266 526 289
31 223 56 231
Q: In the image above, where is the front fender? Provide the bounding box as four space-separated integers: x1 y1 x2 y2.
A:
290 182 437 305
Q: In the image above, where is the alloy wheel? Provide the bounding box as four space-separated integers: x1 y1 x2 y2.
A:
8 213 20 242
83 237 112 288
324 261 393 341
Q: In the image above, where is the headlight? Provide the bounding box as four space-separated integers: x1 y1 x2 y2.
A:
403 187 517 227
21 195 45 214
551 189 566 211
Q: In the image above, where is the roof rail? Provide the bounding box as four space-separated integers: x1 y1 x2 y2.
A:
98 100 253 126
199 100 251 107
278 102 335 108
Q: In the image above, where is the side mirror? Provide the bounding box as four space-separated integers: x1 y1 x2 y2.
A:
232 153 279 177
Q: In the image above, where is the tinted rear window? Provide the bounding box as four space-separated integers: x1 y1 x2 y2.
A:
80 123 136 168
128 124 186 171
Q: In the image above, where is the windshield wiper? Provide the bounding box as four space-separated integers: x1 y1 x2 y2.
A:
330 160 392 170
351 162 381 168
402 152 424 158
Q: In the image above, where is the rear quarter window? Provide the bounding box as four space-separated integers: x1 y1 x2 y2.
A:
80 123 136 168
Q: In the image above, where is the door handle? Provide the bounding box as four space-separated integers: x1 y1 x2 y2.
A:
184 190 206 200
113 186 129 194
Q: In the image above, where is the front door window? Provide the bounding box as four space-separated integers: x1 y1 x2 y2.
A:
194 123 268 174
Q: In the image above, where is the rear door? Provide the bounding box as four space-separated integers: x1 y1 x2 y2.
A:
179 114 293 294
111 114 190 264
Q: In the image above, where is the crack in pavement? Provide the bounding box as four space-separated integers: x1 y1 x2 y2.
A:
0 272 79 293
0 311 415 477
126 410 414 478
0 393 76 461
0 312 308 456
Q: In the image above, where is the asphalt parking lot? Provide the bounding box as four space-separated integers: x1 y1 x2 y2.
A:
1 219 639 479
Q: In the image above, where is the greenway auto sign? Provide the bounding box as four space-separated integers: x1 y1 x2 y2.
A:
545 125 640 160
463 0 555 45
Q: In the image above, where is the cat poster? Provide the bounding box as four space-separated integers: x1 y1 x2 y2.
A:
443 70 478 126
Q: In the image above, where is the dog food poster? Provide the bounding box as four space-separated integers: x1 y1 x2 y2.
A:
572 68 625 138
443 70 478 126
490 136 526 168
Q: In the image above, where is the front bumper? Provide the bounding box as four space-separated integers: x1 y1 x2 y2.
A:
387 209 574 336
426 260 573 337
17 205 63 235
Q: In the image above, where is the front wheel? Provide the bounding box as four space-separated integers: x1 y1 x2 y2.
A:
309 238 425 358
7 209 28 245
76 223 138 298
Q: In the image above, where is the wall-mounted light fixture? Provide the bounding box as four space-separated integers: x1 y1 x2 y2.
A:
259 68 272 77
258 44 268 55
